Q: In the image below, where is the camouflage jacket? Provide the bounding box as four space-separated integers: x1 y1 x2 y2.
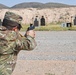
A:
0 28 36 55
0 26 37 74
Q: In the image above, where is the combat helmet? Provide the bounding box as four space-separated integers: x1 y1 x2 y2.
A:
2 11 23 30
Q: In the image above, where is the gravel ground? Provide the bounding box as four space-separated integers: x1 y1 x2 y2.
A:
12 31 76 75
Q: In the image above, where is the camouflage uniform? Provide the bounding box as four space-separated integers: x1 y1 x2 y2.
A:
0 12 36 75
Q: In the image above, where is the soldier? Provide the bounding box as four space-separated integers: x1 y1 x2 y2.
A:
0 11 37 75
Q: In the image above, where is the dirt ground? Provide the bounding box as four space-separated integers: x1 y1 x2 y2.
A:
12 31 76 75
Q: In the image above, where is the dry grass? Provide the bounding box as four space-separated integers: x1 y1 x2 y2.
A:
21 24 76 31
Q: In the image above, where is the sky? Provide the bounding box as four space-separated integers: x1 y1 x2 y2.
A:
0 0 76 7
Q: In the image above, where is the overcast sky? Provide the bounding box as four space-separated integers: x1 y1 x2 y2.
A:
0 0 76 7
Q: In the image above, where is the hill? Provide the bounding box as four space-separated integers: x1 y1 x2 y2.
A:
11 2 75 8
0 2 76 25
0 4 9 9
11 2 44 8
45 2 71 8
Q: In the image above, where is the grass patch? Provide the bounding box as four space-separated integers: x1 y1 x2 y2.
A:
21 24 76 31
45 73 55 75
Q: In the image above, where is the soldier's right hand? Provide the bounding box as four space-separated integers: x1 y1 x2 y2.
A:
26 30 35 38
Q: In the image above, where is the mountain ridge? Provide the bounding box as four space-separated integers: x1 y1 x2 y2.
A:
11 2 75 8
0 4 9 9
0 2 76 9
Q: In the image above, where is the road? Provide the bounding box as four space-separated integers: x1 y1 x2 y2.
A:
12 31 76 75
